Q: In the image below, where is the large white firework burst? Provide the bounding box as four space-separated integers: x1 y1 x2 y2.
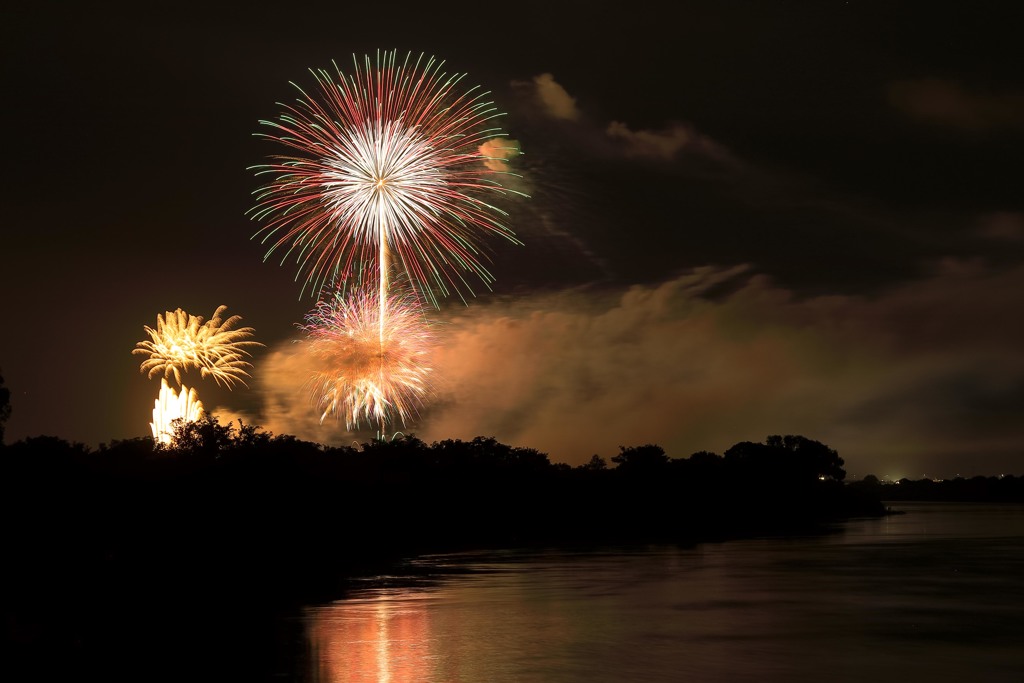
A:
249 49 524 305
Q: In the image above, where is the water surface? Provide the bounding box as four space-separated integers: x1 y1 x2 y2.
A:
306 503 1024 682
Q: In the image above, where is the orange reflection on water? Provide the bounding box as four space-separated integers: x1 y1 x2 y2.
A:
308 591 439 683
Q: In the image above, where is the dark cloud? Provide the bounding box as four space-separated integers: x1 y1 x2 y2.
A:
889 79 1024 132
978 212 1024 243
502 74 1002 299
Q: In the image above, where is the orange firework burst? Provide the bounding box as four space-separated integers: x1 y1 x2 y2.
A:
301 286 436 433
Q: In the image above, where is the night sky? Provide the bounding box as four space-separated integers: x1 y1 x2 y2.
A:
4 1 1023 478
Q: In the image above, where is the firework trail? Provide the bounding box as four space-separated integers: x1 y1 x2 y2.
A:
248 49 524 307
150 378 204 445
134 305 262 389
300 284 436 434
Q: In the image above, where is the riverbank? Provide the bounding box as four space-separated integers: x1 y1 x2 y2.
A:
2 431 887 681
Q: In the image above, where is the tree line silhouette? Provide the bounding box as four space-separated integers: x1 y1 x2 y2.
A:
850 473 1024 502
0 369 882 613
2 414 884 585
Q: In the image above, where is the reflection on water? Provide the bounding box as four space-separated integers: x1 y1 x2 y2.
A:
310 593 436 683
307 504 1024 682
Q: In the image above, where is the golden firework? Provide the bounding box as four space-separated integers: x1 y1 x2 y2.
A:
134 305 261 389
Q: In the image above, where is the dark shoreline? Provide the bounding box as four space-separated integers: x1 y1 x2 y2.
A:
0 431 905 682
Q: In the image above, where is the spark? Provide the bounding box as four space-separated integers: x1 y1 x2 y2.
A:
249 49 525 305
300 285 436 433
150 378 204 445
134 305 261 389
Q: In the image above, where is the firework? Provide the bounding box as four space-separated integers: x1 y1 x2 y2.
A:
249 49 524 305
134 305 261 388
150 378 204 445
301 285 436 433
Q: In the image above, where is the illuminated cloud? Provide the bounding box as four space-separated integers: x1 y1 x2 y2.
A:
413 263 1024 477
606 121 691 159
605 121 732 162
478 137 521 172
241 260 1024 477
512 73 734 165
888 79 1024 132
528 73 580 121
253 342 352 445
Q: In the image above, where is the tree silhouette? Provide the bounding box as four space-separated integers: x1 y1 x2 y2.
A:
776 434 846 482
167 414 236 456
611 444 670 473
726 435 846 482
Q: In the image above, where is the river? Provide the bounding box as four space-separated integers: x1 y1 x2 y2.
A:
303 502 1024 682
